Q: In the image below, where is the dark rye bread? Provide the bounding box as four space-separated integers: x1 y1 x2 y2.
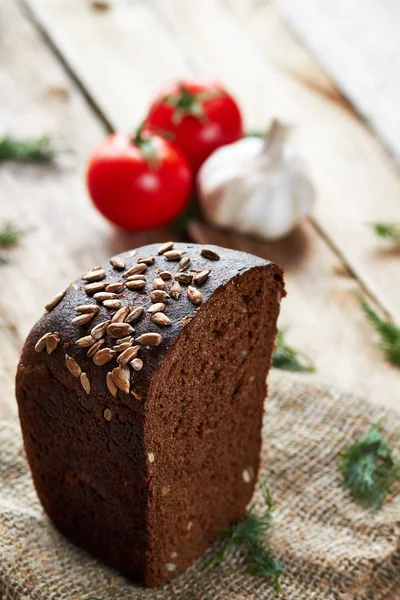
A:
15 242 285 587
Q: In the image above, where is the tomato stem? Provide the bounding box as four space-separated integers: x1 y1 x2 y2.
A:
132 119 147 147
164 84 212 125
132 121 159 167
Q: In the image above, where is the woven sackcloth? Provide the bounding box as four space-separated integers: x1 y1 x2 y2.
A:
1 374 399 600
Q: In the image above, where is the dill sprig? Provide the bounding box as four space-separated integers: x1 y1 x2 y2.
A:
0 222 24 247
272 329 315 373
0 222 25 265
369 222 400 243
0 135 56 163
361 299 400 366
204 488 285 595
338 422 400 511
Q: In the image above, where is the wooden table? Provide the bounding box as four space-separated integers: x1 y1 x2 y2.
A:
0 0 399 597
2 0 399 418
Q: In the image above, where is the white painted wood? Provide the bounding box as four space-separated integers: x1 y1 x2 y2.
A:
277 0 400 165
20 0 192 132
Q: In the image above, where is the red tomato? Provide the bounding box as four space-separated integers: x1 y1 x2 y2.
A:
145 78 243 174
87 132 192 231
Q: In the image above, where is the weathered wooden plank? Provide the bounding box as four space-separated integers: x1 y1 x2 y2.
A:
149 0 400 324
0 0 163 417
220 0 350 111
20 0 192 132
276 0 400 167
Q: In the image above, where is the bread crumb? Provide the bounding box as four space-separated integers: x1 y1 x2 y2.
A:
242 467 254 483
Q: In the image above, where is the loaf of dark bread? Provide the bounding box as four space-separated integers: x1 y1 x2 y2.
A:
16 242 285 587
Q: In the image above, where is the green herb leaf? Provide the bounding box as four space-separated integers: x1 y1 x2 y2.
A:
360 299 400 366
272 330 315 373
338 422 400 511
0 222 25 247
0 136 57 163
0 222 25 265
247 546 285 595
368 222 400 243
204 488 284 595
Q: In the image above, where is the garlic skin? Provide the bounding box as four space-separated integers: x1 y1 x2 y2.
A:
197 120 315 241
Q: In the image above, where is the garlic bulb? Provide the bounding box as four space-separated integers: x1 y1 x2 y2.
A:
197 120 315 241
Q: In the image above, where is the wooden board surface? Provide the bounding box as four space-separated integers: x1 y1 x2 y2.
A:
0 0 399 420
276 0 400 167
20 0 192 132
219 0 351 108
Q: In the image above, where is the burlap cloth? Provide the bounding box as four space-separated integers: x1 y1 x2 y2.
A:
0 375 399 600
